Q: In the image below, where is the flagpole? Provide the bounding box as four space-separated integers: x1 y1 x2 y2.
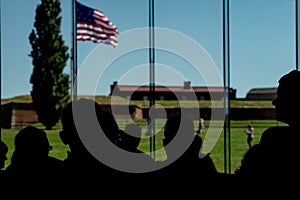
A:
223 0 231 174
149 0 156 159
296 0 299 71
71 0 78 100
0 0 2 139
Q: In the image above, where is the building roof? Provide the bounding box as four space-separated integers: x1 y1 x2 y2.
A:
115 85 235 93
247 87 277 94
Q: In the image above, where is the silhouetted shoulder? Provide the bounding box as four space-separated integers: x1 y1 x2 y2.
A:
260 126 299 148
259 126 288 145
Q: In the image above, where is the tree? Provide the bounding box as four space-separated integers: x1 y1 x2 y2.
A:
29 0 69 130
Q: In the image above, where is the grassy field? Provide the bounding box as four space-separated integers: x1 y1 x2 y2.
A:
1 95 280 173
1 119 287 173
1 94 275 108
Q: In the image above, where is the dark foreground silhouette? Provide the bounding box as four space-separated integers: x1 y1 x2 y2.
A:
59 98 157 191
234 70 300 194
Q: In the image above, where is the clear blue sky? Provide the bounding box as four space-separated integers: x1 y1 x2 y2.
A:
1 0 297 99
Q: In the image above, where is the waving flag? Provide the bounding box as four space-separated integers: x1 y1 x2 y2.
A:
76 1 119 47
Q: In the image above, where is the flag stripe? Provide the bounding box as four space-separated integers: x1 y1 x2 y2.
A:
77 23 118 36
76 32 118 43
76 1 119 47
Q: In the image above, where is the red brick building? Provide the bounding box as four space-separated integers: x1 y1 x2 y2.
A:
110 81 236 101
245 87 277 100
1 101 39 129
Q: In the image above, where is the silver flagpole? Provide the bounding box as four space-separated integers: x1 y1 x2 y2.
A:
149 0 155 159
296 0 299 71
223 0 231 174
0 0 2 139
71 0 78 100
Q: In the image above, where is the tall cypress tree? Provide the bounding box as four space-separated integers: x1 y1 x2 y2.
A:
29 0 69 130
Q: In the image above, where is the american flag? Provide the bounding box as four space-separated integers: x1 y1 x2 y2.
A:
76 1 119 47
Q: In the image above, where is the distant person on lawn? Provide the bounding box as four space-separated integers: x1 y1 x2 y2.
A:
244 124 254 148
196 117 205 134
235 70 300 188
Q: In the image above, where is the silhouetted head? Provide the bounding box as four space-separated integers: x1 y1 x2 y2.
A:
272 70 300 126
0 140 8 169
163 115 203 160
60 98 121 152
163 115 194 147
13 126 51 163
121 123 142 151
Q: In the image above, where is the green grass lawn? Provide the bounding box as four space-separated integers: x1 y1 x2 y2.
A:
1 119 287 173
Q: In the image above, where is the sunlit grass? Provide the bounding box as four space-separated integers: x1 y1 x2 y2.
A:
1 95 274 108
1 119 287 173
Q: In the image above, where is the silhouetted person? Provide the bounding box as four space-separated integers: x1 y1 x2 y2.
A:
122 123 144 153
59 98 160 189
155 114 219 182
235 70 300 192
60 99 165 195
0 140 8 176
119 123 156 179
5 126 64 182
0 140 11 191
59 98 123 181
121 123 155 161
